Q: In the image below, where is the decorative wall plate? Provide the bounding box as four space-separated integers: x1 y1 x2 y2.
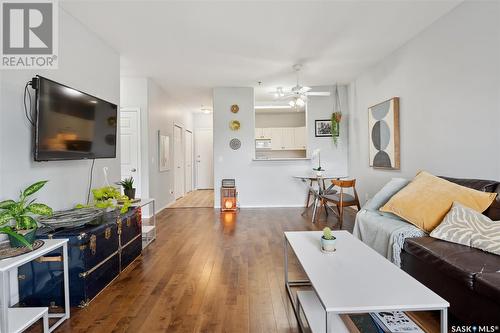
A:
229 120 240 131
231 104 239 113
229 138 241 150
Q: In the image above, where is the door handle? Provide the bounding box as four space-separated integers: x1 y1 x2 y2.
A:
131 168 137 172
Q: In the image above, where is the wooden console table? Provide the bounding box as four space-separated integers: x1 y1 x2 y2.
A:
0 239 69 333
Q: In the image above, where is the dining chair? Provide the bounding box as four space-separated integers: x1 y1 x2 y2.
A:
318 179 361 229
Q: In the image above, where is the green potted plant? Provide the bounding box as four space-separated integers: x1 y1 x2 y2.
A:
77 186 131 215
0 181 53 248
331 112 342 146
321 227 336 252
117 177 135 199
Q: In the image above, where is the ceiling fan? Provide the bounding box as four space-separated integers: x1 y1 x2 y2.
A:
271 64 331 108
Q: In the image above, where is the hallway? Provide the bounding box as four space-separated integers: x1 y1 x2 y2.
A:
168 190 214 208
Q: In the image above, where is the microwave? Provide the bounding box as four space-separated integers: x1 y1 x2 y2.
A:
255 139 272 150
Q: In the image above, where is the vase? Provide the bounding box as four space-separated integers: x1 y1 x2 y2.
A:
320 236 336 252
9 228 37 247
124 188 136 200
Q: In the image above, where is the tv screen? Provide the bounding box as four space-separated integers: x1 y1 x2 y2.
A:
34 76 117 161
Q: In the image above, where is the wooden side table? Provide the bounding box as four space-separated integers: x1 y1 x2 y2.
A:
0 239 70 333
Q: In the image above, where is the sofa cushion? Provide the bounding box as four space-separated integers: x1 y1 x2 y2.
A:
403 236 500 289
442 177 500 221
440 177 500 193
380 171 497 232
430 202 500 256
475 272 500 304
363 178 409 211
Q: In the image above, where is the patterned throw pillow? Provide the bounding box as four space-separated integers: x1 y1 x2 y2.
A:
430 201 500 256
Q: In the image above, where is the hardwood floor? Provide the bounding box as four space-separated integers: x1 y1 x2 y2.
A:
38 207 352 333
28 206 438 333
168 190 214 208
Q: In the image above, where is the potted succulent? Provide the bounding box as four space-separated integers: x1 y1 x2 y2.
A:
320 227 336 252
117 177 136 200
0 181 53 248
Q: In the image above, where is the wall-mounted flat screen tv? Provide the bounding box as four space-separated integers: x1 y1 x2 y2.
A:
34 76 117 161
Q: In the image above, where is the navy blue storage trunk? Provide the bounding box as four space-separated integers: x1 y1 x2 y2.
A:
18 208 142 308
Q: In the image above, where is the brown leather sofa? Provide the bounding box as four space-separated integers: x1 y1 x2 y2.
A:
400 177 500 325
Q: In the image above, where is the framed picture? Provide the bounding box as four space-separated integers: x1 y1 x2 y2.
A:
368 97 400 169
315 119 339 137
158 131 170 172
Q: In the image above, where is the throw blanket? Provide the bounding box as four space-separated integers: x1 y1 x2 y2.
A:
353 209 426 267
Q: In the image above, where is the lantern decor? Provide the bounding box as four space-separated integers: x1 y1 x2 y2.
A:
221 179 238 212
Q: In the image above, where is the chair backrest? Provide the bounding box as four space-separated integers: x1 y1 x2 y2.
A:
332 179 356 188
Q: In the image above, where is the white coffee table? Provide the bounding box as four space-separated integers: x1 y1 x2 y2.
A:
284 231 449 333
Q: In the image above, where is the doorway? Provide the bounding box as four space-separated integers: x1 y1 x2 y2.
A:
120 108 141 197
185 130 193 193
173 124 185 199
195 128 214 189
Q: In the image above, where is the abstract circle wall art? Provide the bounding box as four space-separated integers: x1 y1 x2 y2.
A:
229 120 240 131
229 138 241 150
368 97 400 169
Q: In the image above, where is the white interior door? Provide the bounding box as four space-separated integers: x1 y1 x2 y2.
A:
120 108 141 197
185 130 193 193
174 125 185 199
195 128 213 189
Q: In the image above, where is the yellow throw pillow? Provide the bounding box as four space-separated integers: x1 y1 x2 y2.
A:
380 171 497 232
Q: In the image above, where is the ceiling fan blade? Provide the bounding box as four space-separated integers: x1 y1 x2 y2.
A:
299 86 311 93
305 92 331 96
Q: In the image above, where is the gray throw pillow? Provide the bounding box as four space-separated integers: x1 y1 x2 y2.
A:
430 201 500 256
363 178 410 211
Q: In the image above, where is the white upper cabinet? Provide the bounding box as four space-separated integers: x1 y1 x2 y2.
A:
255 127 306 150
282 128 295 149
270 128 283 150
294 127 307 149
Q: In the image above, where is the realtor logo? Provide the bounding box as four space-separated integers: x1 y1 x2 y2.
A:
1 0 58 68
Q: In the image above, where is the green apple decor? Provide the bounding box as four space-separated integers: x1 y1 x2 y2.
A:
0 181 53 248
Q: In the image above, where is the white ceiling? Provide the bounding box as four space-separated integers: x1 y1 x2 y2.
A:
61 0 461 111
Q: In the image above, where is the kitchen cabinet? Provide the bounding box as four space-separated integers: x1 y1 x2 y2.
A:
255 128 272 139
294 127 306 149
270 128 283 150
282 128 295 149
255 127 307 151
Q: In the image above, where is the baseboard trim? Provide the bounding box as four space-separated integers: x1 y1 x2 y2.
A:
215 204 304 209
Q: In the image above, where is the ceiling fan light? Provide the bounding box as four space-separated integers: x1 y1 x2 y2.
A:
289 100 296 107
296 98 305 107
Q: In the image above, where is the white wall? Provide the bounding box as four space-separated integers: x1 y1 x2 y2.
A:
213 86 349 207
120 78 193 211
255 112 305 128
0 6 119 304
0 9 120 210
120 77 150 202
349 1 500 203
193 113 213 129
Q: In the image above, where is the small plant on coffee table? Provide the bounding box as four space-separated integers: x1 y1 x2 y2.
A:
321 227 337 252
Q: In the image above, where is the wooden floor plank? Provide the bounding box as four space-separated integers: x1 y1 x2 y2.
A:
168 190 214 208
26 206 438 332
